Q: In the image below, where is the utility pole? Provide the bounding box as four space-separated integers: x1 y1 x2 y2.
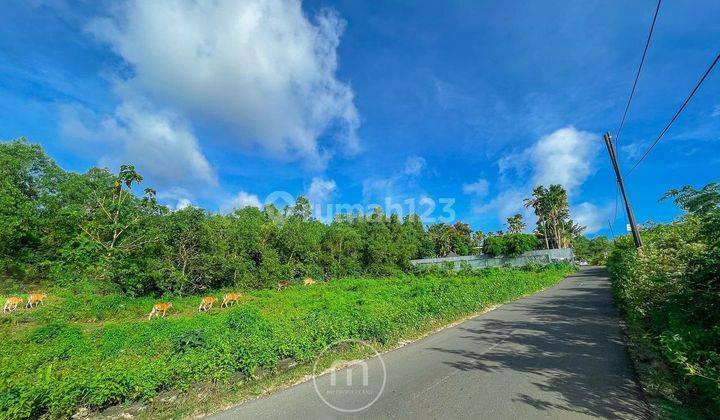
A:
603 132 643 250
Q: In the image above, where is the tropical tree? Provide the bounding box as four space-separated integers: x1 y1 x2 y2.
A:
558 219 585 248
505 213 525 234
0 139 62 276
524 184 580 248
472 230 485 252
322 220 362 276
401 214 434 259
288 195 312 221
450 222 474 255
573 235 611 265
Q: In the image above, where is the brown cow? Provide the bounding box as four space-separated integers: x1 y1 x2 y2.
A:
221 293 240 308
198 296 218 312
148 302 172 319
25 293 46 308
3 296 23 313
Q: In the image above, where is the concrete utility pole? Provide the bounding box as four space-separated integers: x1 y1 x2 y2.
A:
603 132 643 250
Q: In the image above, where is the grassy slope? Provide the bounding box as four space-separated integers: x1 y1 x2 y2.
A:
0 265 573 419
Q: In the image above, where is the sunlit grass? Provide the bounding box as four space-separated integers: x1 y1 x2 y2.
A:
0 264 573 418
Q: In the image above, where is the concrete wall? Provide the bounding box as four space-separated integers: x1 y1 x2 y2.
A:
410 248 574 270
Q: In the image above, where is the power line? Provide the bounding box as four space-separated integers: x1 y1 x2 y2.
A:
611 0 661 230
628 51 720 174
614 0 662 150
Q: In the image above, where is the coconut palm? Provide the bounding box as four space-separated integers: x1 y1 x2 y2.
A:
524 184 579 248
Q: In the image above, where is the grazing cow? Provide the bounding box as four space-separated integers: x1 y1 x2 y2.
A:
303 277 315 286
221 293 240 308
3 296 23 313
277 281 290 291
25 293 46 308
198 296 218 312
148 302 172 319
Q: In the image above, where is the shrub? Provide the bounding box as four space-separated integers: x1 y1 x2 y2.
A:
607 183 720 416
227 306 273 339
172 329 209 353
482 233 539 257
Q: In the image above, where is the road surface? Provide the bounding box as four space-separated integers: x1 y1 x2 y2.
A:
210 267 650 419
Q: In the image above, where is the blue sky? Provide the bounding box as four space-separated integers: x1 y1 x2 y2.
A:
1 0 718 236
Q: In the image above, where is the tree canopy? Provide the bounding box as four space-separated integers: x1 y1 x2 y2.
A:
1 139 600 295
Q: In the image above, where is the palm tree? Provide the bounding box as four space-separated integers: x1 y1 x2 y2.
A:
506 213 526 234
558 219 585 248
524 186 552 248
524 184 574 248
546 184 569 248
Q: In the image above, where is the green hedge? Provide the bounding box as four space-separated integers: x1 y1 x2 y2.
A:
0 265 572 418
608 218 720 416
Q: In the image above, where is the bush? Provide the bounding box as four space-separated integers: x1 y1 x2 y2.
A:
482 233 540 257
226 306 272 338
607 183 720 416
172 329 210 353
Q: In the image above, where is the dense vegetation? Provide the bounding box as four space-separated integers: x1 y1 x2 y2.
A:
482 233 540 257
572 235 612 265
524 185 585 249
0 139 489 296
1 138 585 297
0 264 573 418
607 183 720 416
0 139 584 417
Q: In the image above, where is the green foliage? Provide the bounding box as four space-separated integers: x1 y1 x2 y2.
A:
0 264 573 418
427 222 476 257
572 235 611 265
482 233 540 257
226 306 272 338
172 329 210 353
0 139 502 296
607 183 720 416
505 213 525 234
0 139 574 417
524 184 584 248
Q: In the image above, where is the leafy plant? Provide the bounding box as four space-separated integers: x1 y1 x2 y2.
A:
482 233 539 257
607 182 720 416
172 329 210 353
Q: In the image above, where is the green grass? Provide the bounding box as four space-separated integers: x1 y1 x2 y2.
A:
0 264 574 419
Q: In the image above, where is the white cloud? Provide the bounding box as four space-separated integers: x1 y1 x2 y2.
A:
156 187 195 210
495 126 599 196
175 198 193 210
403 155 426 176
529 126 599 195
306 177 337 204
220 191 262 214
462 179 490 197
59 102 216 190
87 0 359 168
620 140 650 161
712 105 720 117
572 202 613 234
474 126 601 231
362 177 395 200
473 187 536 231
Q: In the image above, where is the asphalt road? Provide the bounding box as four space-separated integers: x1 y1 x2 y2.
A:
210 267 650 419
